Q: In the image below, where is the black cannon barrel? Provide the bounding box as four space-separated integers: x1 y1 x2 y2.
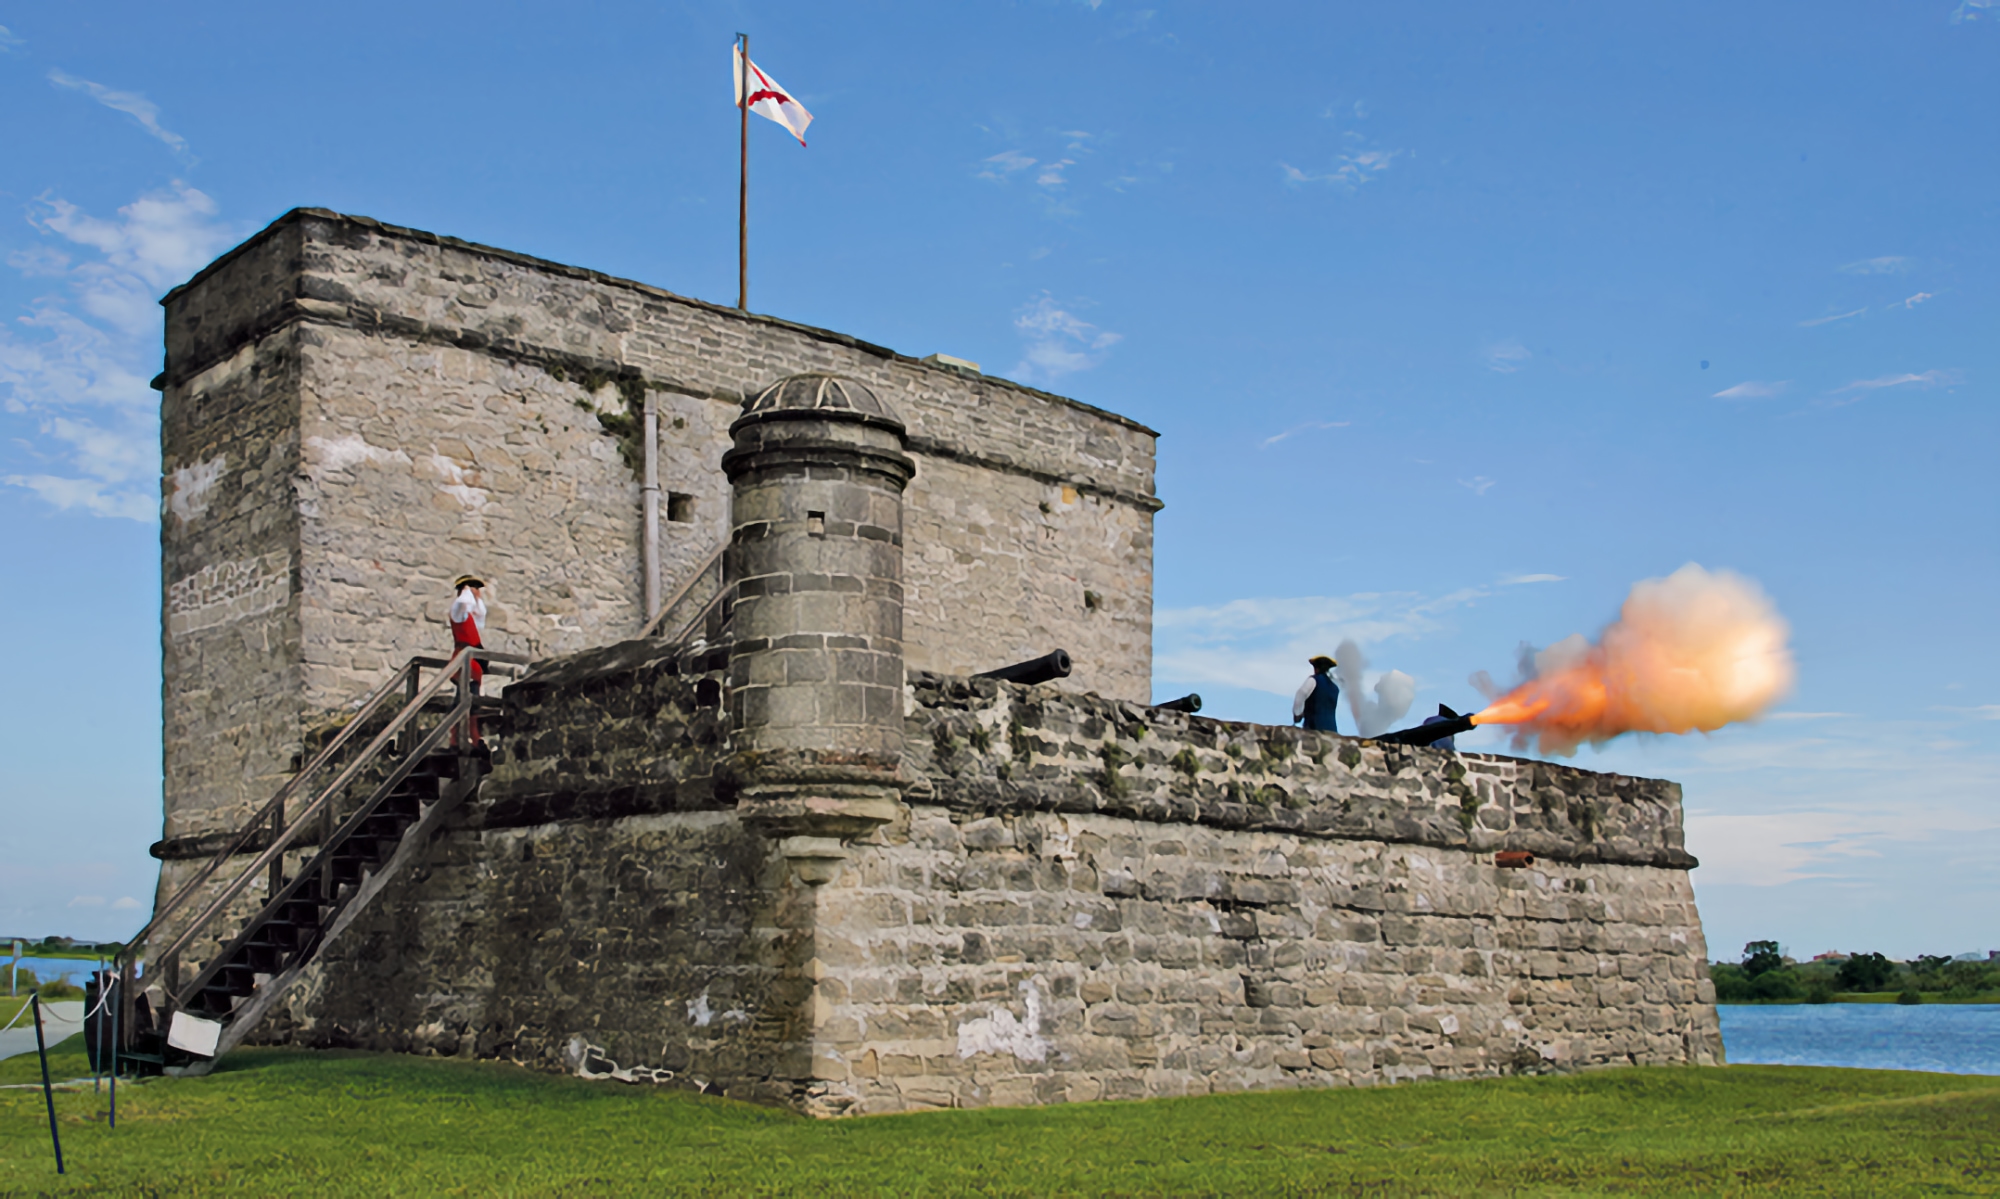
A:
1371 713 1476 747
1151 693 1202 714
975 649 1073 686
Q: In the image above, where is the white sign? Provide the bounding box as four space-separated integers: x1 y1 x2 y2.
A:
167 1010 223 1057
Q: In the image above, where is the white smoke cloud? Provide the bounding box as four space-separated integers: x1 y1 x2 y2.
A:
1332 637 1415 738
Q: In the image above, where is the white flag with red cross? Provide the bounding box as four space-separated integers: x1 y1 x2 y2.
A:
733 44 813 147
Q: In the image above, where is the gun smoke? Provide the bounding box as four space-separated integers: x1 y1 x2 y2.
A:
1470 563 1794 756
1334 637 1416 738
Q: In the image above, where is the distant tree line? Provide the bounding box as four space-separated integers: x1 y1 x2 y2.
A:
1710 941 2000 1003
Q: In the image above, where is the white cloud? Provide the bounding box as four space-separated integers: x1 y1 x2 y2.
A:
1035 158 1077 187
1838 255 1910 275
0 25 24 52
1833 369 1958 393
111 896 142 910
1457 475 1496 496
1685 811 1887 887
1897 291 1934 309
1155 580 1507 697
1281 148 1403 192
47 69 191 158
978 150 1037 180
1260 420 1349 448
1951 0 1998 22
1499 573 1565 585
68 894 107 908
1 183 236 520
32 186 231 298
8 245 71 277
1008 294 1121 384
1797 308 1865 328
1712 380 1789 400
1482 338 1530 373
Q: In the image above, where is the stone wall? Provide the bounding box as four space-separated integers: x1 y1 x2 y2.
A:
160 316 305 842
158 207 1159 841
251 652 1720 1114
812 676 1718 1115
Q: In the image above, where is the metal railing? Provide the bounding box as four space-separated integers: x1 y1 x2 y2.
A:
636 545 727 641
113 647 527 1064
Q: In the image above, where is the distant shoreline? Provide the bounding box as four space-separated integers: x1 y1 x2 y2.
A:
1719 994 2000 1006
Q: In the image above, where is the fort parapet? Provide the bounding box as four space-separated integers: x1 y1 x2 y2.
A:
151 210 1721 1115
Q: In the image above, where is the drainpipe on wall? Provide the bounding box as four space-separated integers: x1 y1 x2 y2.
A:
642 393 661 621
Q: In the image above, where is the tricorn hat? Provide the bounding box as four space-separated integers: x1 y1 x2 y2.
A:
1308 654 1336 670
452 574 485 590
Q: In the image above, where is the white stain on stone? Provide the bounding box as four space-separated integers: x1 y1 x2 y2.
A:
564 1035 675 1085
167 551 291 638
1438 1014 1459 1036
166 456 226 525
423 452 489 511
955 978 1049 1063
305 433 411 473
688 990 714 1027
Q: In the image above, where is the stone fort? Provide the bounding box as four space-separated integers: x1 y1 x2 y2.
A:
145 208 1722 1115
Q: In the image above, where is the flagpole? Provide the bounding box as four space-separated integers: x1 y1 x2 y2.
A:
737 32 749 312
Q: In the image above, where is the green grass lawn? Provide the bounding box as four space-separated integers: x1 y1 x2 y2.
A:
4 1035 1997 1196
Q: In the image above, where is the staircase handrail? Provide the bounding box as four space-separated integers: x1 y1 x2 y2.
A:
143 648 477 975
636 545 727 641
124 648 532 973
169 660 479 1012
120 658 416 969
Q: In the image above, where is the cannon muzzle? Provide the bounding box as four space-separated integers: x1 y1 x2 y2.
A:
975 649 1073 686
1151 693 1202 714
1371 705 1476 747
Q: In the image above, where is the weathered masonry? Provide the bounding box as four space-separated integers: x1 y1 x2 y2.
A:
146 210 1721 1115
157 209 1157 850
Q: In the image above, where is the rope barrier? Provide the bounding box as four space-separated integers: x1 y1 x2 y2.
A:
84 977 117 1021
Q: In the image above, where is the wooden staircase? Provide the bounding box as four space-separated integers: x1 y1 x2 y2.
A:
102 647 525 1077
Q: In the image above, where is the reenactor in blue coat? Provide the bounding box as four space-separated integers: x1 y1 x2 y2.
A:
1292 654 1341 733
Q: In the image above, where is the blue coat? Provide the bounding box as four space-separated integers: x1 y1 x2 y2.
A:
1301 671 1341 732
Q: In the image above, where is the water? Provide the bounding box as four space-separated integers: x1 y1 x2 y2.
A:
1719 1003 2000 1075
6 956 107 989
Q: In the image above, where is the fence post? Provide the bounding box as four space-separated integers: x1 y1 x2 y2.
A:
32 993 64 1174
109 970 118 1129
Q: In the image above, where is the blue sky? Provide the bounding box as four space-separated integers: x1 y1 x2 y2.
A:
2 2 1995 961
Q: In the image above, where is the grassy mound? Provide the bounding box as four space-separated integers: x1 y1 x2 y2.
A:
4 1037 1997 1195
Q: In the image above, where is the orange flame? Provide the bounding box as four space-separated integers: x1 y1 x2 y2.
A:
1471 564 1794 756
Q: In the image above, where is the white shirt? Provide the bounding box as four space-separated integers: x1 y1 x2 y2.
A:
448 589 486 632
1293 676 1318 721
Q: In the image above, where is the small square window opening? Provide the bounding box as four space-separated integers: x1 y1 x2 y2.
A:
667 492 696 523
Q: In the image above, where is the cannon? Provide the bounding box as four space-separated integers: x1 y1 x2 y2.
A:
1371 704 1476 747
974 648 1073 686
1151 693 1202 714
